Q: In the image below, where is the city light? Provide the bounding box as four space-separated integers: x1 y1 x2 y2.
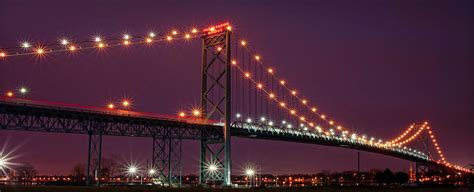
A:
60 39 69 45
179 112 186 117
148 169 156 175
245 168 255 177
240 41 246 46
69 46 76 51
36 48 45 54
185 34 191 39
0 52 5 58
122 100 130 107
6 91 13 97
19 87 28 95
123 34 130 40
94 37 102 42
191 28 198 33
192 109 201 117
107 103 114 109
21 42 31 48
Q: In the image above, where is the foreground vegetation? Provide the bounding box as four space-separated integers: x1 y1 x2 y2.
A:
0 186 473 192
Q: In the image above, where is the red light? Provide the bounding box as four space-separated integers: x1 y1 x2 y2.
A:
203 22 231 35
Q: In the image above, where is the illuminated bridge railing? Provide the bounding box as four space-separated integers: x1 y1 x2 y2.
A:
231 122 429 162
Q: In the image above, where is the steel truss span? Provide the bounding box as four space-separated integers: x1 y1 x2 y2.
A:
0 100 435 163
0 100 222 139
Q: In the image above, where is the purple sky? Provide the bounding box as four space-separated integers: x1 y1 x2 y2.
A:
0 0 473 175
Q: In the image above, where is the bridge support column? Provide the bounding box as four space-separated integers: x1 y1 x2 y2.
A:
152 135 182 187
415 161 429 185
86 132 102 186
200 27 232 186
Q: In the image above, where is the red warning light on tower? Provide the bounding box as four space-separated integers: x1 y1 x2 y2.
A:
202 22 231 35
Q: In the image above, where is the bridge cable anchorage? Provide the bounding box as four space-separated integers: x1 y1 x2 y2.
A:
0 27 203 58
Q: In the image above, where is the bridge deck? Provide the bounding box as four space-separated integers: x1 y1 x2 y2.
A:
0 98 434 165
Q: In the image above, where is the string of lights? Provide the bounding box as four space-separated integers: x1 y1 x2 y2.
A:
234 33 357 137
0 28 202 58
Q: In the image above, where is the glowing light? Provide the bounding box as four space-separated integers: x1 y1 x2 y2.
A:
302 100 307 104
260 117 266 122
280 102 285 107
321 115 326 119
245 168 255 177
148 169 156 175
185 34 191 39
149 32 156 37
19 87 28 94
128 166 137 174
94 37 102 42
280 80 286 85
36 48 45 54
6 91 13 97
69 46 76 51
123 34 130 40
122 100 130 107
97 43 105 48
192 109 201 117
257 84 263 89
255 55 260 60
311 108 317 112
217 47 222 51
236 113 241 118
167 36 172 41
231 60 237 65
269 93 275 98
123 40 130 45
291 90 297 95
290 110 296 115
240 41 246 46
60 39 69 45
329 121 334 125
146 38 153 43
0 52 5 58
246 118 252 123
268 68 273 73
226 25 232 31
191 28 198 33
300 117 305 121
208 164 217 172
244 72 250 78
172 30 178 35
21 42 31 48
107 103 114 109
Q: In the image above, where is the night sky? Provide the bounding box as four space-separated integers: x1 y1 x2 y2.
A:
0 0 473 175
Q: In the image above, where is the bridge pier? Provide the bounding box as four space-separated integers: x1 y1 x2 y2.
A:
86 132 102 186
152 135 182 187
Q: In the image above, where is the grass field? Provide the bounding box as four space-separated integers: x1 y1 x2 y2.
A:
0 186 473 192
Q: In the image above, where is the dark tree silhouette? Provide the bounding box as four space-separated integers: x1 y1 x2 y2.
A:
394 171 409 184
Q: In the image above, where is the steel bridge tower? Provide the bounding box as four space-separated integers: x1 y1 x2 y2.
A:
200 25 232 186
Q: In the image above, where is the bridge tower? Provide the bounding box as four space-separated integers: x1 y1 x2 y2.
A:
199 23 232 186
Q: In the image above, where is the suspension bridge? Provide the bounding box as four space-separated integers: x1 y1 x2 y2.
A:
0 22 471 187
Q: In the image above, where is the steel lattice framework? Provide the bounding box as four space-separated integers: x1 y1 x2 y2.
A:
0 100 222 186
200 30 232 185
0 100 461 184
